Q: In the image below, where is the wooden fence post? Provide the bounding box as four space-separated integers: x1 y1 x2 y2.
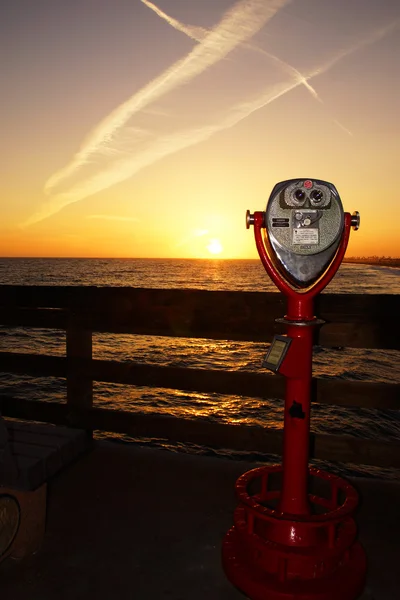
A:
0 414 19 484
66 312 93 421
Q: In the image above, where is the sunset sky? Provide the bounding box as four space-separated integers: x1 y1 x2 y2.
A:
1 0 399 259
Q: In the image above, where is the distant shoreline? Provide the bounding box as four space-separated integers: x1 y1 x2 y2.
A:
344 258 400 268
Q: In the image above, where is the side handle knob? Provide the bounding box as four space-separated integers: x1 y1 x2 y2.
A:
246 210 255 229
351 211 360 231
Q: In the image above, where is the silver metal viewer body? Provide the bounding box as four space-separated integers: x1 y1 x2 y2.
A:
265 178 345 287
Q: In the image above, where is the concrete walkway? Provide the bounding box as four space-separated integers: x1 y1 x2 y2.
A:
0 442 399 599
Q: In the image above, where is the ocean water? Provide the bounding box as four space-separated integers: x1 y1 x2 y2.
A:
0 258 399 479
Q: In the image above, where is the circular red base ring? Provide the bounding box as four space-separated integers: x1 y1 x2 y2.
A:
222 526 366 600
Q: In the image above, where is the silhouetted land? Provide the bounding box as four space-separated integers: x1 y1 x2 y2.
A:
344 256 400 268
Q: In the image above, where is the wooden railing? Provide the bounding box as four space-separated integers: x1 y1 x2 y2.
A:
0 286 399 468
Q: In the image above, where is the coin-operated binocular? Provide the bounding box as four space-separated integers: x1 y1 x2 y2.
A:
246 178 360 320
222 179 366 600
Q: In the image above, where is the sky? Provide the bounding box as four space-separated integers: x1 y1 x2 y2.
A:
1 0 399 259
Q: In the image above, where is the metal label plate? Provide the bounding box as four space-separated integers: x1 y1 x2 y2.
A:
262 335 291 372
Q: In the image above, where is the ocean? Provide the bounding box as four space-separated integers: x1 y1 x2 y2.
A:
0 258 399 479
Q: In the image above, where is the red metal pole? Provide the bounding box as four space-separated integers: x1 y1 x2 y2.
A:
279 322 313 516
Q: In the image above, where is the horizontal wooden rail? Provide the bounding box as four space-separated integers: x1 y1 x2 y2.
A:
0 396 399 469
1 286 398 470
1 286 398 348
1 351 399 410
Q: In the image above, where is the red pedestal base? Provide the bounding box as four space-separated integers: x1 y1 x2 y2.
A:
223 527 366 600
222 466 366 600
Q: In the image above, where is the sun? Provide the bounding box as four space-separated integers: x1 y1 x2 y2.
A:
207 238 223 255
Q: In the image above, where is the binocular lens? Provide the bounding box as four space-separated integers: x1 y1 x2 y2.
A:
294 189 305 201
310 190 323 202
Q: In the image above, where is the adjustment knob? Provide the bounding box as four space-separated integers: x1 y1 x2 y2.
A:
351 211 360 231
246 210 255 229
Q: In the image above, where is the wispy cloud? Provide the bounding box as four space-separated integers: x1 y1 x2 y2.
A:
86 214 140 222
22 2 399 227
175 228 209 249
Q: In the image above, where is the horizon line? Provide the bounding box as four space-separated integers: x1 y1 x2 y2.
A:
0 255 399 261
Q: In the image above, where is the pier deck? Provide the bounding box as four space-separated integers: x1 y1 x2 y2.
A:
0 441 399 600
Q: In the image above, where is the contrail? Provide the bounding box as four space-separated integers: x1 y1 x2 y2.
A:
23 5 398 227
310 20 399 79
141 0 206 41
142 0 359 137
332 120 354 137
143 0 322 102
44 0 290 196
